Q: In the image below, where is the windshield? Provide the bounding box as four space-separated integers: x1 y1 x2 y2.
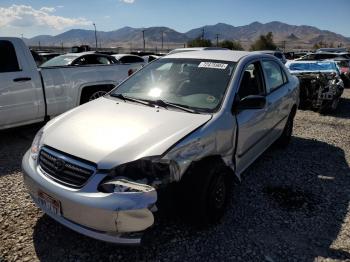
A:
110 58 236 112
288 62 337 71
40 55 77 67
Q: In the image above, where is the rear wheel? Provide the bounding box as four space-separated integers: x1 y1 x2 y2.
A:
275 110 295 147
80 86 113 104
88 90 108 101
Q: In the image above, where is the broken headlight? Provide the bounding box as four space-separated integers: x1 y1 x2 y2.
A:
112 158 171 181
98 178 155 193
98 157 180 192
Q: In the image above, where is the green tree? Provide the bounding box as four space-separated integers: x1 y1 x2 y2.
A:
313 43 321 50
220 40 244 50
250 32 277 51
187 37 212 47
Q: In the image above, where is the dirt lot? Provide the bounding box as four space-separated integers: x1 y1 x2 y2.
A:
1 90 350 262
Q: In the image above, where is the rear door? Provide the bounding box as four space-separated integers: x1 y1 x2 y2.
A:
261 60 290 139
0 40 42 128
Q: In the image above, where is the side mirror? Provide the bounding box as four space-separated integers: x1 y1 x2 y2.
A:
233 95 266 112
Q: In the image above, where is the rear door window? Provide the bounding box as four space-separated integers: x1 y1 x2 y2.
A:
262 60 285 93
0 40 20 73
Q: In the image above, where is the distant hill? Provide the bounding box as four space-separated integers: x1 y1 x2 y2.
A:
25 21 350 50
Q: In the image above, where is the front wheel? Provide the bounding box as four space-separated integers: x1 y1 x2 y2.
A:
180 162 232 225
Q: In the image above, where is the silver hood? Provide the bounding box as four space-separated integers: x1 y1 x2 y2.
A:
42 97 212 169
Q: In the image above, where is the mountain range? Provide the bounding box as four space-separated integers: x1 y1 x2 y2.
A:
24 21 350 50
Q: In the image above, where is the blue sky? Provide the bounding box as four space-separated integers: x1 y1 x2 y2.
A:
1 0 349 38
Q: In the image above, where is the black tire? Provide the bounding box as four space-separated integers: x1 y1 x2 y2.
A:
319 97 340 114
275 110 295 147
180 161 232 225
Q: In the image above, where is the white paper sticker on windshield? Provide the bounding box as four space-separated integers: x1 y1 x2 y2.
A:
198 62 228 69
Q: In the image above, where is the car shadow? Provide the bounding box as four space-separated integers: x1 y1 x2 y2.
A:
0 123 42 176
32 136 350 261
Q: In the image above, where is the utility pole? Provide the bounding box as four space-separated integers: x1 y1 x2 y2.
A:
61 42 64 52
201 28 205 40
142 30 146 51
93 23 98 51
216 34 219 47
161 31 164 50
282 40 286 52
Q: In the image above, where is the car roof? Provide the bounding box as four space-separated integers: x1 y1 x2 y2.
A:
164 50 251 62
254 50 281 54
112 54 143 59
286 60 336 64
60 52 112 57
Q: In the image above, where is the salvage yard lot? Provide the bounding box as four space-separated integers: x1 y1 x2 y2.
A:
1 90 350 262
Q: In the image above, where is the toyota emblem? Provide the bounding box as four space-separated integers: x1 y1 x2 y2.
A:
54 159 65 172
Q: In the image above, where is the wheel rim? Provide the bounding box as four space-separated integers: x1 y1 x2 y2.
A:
210 175 226 210
89 91 107 101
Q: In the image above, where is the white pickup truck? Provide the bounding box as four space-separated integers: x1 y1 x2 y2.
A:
0 37 138 130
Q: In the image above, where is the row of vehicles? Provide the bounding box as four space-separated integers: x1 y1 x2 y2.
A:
0 38 345 244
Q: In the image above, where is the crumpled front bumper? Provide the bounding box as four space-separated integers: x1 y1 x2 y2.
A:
21 150 157 245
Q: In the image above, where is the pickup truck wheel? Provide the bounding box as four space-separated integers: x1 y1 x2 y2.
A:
88 91 108 101
275 113 294 147
80 86 113 104
181 162 232 225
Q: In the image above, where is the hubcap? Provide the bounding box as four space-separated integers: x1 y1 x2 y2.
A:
211 176 226 209
89 91 107 101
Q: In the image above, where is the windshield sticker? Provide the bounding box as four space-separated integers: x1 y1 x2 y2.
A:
198 62 228 70
206 96 216 103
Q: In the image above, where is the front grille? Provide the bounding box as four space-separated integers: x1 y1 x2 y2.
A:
38 147 96 189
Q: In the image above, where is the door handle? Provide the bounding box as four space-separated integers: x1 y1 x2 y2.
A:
13 77 31 82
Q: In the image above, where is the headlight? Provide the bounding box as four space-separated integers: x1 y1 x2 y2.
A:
112 158 171 181
30 128 44 160
98 157 180 192
98 178 155 193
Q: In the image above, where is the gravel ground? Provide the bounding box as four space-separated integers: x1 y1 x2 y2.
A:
1 90 350 262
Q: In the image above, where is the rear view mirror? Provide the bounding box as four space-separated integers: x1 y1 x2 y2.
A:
233 95 266 112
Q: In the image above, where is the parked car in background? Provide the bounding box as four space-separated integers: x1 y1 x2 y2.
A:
41 52 118 67
38 52 61 64
334 58 350 88
296 52 350 61
22 50 299 245
30 50 62 66
316 47 348 53
0 37 141 130
111 54 146 75
168 47 229 55
142 55 160 63
112 54 145 64
253 50 287 64
285 60 344 112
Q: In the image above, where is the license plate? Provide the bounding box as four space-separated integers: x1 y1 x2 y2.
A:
37 190 61 216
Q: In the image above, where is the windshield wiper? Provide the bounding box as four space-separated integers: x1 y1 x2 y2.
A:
149 99 199 114
110 93 152 107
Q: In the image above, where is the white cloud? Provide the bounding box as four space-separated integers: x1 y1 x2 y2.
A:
0 5 90 30
40 7 56 13
120 0 135 3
